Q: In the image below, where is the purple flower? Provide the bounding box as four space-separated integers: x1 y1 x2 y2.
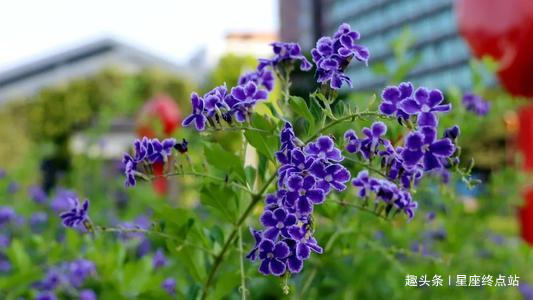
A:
264 190 288 211
0 169 5 179
285 175 325 215
38 269 63 290
60 198 90 229
0 206 16 226
462 92 490 116
30 212 48 232
152 248 167 269
51 189 77 212
79 289 97 300
401 127 455 171
204 84 230 117
519 283 533 300
258 239 290 276
146 138 176 163
260 208 297 240
334 23 370 64
35 292 57 300
287 226 323 261
259 42 312 72
227 82 268 122
0 234 10 249
278 148 314 187
304 136 343 162
7 181 19 194
360 122 388 159
310 161 351 193
29 185 47 204
276 123 299 165
352 170 378 198
162 277 176 296
182 92 207 131
0 253 11 272
245 228 263 261
311 23 369 89
344 129 361 154
443 125 460 141
239 68 275 91
399 87 451 127
379 82 413 120
67 259 96 287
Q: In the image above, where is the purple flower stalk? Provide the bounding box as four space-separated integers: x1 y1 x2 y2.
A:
29 185 47 204
182 92 207 131
462 92 490 116
67 259 96 287
239 68 275 91
311 23 369 89
258 42 312 72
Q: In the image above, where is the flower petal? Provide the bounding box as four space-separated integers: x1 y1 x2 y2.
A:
429 139 455 157
260 211 277 227
399 99 421 114
307 189 325 204
418 112 437 127
273 242 290 259
287 256 303 273
269 258 286 276
296 243 310 260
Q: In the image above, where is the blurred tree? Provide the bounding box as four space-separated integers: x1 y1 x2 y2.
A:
206 54 257 91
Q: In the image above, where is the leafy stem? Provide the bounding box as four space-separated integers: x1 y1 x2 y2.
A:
94 225 216 256
149 171 253 195
305 111 388 143
201 171 277 300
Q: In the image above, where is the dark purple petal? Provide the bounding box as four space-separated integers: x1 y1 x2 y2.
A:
429 139 455 157
402 149 424 166
231 86 246 101
260 211 277 227
259 239 274 252
287 256 303 273
432 103 451 112
269 258 286 276
427 89 444 107
297 197 312 214
405 132 423 150
273 208 287 222
259 259 270 275
418 112 437 127
296 243 310 260
307 189 325 204
414 87 429 104
379 102 396 115
194 115 207 131
273 242 290 259
263 227 280 241
399 99 421 114
371 122 387 136
254 89 268 100
423 152 441 170
287 175 303 191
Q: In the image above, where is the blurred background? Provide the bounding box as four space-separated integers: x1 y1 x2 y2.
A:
1 0 533 299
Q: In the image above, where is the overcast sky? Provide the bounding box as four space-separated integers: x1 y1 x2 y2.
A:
0 0 278 72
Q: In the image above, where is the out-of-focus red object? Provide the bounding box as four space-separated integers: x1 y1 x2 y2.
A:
136 95 181 137
517 105 533 246
455 0 533 98
518 106 533 171
520 188 533 246
136 95 181 195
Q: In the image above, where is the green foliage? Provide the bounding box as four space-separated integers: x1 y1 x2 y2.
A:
207 54 258 90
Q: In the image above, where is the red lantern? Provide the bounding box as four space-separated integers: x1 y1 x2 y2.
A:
455 0 533 98
136 95 181 195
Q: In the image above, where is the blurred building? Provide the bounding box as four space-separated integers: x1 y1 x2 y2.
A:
280 0 473 91
224 32 278 57
0 38 185 104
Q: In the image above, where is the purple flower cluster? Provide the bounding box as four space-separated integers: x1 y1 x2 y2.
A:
122 137 178 187
248 122 350 276
183 41 314 132
34 259 96 296
258 42 312 72
312 23 370 89
462 92 490 116
352 170 417 219
380 82 451 127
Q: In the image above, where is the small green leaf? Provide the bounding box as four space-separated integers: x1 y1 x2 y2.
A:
204 143 245 182
289 96 315 125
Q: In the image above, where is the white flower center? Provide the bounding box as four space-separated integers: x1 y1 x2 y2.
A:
298 188 306 196
318 152 326 159
267 252 274 259
298 163 305 169
421 104 430 112
276 221 284 229
325 175 333 182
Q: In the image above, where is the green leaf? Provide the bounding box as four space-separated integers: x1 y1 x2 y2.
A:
204 143 245 182
200 184 238 223
244 130 277 161
289 96 315 125
245 165 256 188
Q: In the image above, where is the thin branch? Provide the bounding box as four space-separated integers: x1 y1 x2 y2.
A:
305 111 390 143
200 172 277 300
238 226 247 300
329 199 389 221
94 226 216 256
148 171 253 195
